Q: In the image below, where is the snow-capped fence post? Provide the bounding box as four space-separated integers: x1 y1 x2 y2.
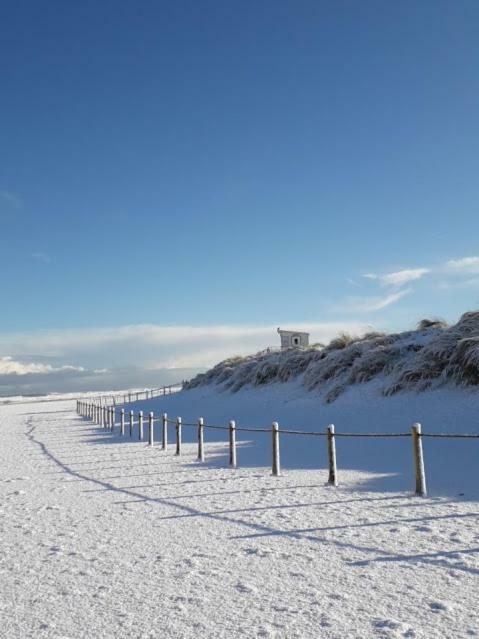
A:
327 424 338 487
120 409 125 436
175 417 182 456
138 411 144 441
412 423 427 497
148 412 154 446
102 406 106 428
162 413 168 450
197 418 205 462
229 420 237 468
129 410 134 438
272 422 280 476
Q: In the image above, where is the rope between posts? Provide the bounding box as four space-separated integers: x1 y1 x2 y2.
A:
279 429 326 436
421 433 479 439
334 433 411 438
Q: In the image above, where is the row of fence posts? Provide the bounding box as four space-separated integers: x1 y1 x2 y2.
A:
92 385 177 408
76 400 428 497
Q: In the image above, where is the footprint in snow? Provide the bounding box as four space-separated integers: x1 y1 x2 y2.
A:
236 581 257 595
429 602 448 613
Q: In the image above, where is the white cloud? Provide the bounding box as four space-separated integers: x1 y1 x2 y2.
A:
446 256 479 274
31 252 52 264
346 289 412 313
0 356 83 376
362 268 430 286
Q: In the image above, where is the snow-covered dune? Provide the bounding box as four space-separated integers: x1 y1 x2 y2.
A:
185 312 479 402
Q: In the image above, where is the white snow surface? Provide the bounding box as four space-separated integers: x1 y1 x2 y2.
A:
1 386 478 638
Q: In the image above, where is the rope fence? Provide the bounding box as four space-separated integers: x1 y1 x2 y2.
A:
76 395 479 497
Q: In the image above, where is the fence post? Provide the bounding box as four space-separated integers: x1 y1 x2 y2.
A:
129 410 134 438
138 411 144 441
327 424 338 486
120 409 125 436
272 422 280 476
111 407 115 432
162 413 168 450
198 418 205 462
176 417 182 456
148 412 154 446
229 420 237 468
412 423 427 497
102 406 106 428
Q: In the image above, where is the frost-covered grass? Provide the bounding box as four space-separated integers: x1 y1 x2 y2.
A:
185 312 479 403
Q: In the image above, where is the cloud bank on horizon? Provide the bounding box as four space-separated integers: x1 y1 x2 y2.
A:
1 254 477 397
0 320 372 396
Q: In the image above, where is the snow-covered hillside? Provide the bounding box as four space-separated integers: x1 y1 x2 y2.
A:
185 312 479 403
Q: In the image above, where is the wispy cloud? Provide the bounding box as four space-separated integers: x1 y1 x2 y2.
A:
363 268 430 287
446 256 479 274
0 189 22 209
438 277 479 290
345 288 412 313
31 252 52 264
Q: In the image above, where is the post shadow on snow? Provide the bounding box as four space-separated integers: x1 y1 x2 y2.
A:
79 401 479 499
16 409 73 417
30 413 479 577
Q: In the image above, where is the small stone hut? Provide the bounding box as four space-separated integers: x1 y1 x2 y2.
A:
277 327 310 350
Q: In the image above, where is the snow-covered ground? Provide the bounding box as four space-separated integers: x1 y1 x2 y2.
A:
1 390 478 638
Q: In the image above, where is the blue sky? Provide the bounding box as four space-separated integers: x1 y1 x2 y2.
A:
1 1 478 393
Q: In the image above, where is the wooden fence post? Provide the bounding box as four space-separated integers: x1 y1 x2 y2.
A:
148 412 154 446
111 408 115 432
412 423 427 497
175 417 182 456
327 424 338 486
129 410 134 438
138 411 144 441
162 413 168 450
272 422 280 476
229 420 237 468
197 418 205 462
120 409 125 436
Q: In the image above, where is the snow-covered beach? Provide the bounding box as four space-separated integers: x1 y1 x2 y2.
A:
1 390 478 638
